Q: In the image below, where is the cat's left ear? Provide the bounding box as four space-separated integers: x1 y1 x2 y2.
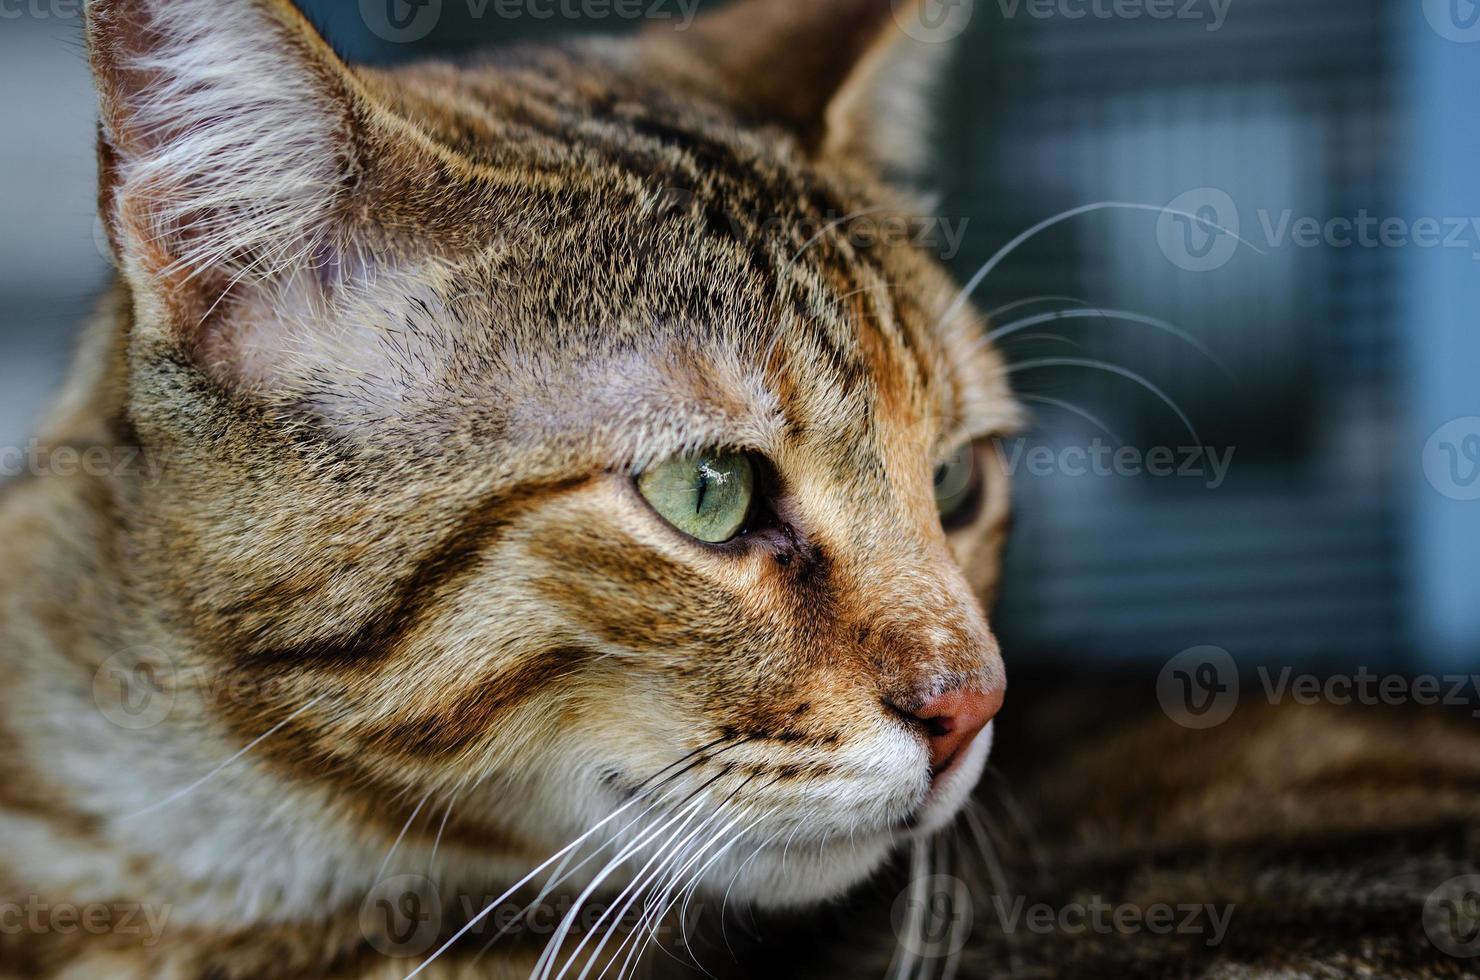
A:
648 0 964 178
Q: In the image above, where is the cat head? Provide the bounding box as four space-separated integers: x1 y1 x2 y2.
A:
85 0 1018 906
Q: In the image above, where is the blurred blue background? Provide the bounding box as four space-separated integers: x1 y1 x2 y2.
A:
2 0 1475 668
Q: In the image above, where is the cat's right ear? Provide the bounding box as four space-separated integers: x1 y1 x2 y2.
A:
86 0 371 342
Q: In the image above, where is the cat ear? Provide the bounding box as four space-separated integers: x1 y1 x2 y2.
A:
650 0 960 178
86 0 365 335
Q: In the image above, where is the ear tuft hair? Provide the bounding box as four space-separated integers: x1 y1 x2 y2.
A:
87 0 359 290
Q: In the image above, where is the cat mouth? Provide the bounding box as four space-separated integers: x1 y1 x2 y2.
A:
898 719 996 834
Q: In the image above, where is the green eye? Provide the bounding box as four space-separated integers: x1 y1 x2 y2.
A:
934 443 980 526
638 451 757 544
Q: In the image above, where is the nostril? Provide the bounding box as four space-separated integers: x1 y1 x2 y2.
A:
922 716 953 739
888 686 1004 773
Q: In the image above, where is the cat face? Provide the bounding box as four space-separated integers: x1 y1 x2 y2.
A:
87 0 1018 906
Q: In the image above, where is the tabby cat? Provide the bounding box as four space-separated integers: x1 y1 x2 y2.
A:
9 2 1478 978
0 0 1020 976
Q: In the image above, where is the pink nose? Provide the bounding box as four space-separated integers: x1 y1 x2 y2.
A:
905 687 1004 773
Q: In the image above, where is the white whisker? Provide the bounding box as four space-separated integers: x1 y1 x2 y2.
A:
124 695 324 819
1017 394 1123 442
404 773 700 980
375 792 431 882
531 791 715 980
983 308 1232 378
936 201 1265 332
1001 357 1201 444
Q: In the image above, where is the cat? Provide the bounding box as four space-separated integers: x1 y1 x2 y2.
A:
0 0 1022 976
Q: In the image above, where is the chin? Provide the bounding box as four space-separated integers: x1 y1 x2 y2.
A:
696 722 997 910
702 830 899 909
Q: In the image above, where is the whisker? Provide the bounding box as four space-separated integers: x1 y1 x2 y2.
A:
427 789 459 874
986 294 1096 320
124 695 324 819
403 740 740 980
936 201 1265 333
531 758 755 980
888 838 931 980
980 769 1046 873
939 833 965 980
983 308 1232 378
1000 332 1083 349
566 793 751 980
533 790 717 980
1001 357 1201 445
1017 394 1123 442
602 803 764 980
623 795 778 980
470 749 746 966
375 792 431 883
471 739 756 966
718 823 787 956
962 806 1024 978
